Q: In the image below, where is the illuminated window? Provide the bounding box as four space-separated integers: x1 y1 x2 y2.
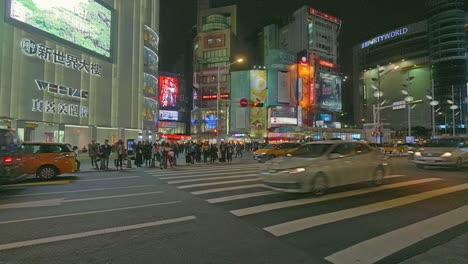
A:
207 38 213 44
216 38 222 43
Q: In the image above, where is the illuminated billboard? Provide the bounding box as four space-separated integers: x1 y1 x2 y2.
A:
250 70 267 138
7 0 113 60
159 110 178 121
319 73 342 111
159 76 179 108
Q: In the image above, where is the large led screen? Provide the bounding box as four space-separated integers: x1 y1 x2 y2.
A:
159 110 178 121
7 0 112 59
159 76 179 108
319 73 342 112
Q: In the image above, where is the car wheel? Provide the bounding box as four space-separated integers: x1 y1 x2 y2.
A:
312 173 327 196
372 167 385 186
37 165 58 180
454 158 463 171
416 164 425 169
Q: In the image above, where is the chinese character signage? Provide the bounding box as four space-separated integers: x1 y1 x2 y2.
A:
32 99 88 117
20 39 102 76
159 76 179 108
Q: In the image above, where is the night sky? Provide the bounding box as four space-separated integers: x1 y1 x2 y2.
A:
159 0 435 74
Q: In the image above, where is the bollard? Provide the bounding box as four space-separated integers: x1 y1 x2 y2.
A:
127 159 132 168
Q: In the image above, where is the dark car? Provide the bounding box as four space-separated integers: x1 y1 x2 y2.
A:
0 128 26 185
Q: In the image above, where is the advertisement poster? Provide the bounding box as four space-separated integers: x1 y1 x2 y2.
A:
250 70 267 138
319 73 342 111
159 110 178 121
159 76 179 108
9 0 112 58
143 97 158 130
144 73 158 99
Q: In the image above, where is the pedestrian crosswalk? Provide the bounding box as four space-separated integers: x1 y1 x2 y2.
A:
147 163 468 263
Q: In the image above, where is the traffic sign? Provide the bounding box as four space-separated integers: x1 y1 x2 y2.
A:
240 98 248 107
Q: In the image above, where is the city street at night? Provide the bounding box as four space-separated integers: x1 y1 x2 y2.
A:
0 157 467 264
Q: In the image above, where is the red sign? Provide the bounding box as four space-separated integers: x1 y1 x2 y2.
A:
159 75 179 108
310 8 341 24
318 60 335 68
202 94 229 100
160 134 191 140
240 98 248 107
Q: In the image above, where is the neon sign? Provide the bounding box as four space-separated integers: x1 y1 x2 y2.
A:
361 27 409 48
318 60 335 68
202 94 229 100
309 8 341 24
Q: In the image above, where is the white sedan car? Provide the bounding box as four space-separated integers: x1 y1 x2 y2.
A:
260 141 387 195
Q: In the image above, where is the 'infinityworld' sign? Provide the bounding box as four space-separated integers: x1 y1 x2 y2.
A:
361 27 409 49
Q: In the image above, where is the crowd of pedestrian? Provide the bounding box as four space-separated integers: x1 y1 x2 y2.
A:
76 139 257 171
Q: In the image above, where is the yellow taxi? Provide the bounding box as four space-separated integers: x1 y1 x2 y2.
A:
20 142 78 179
383 142 409 156
254 142 301 162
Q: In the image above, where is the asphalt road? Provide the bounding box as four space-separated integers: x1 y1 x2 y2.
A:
0 156 467 264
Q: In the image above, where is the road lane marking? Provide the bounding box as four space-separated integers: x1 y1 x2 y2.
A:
385 175 406 179
159 171 258 180
79 176 140 182
3 180 74 187
64 191 163 203
149 164 259 174
178 178 260 189
325 205 468 264
231 178 441 217
167 174 257 184
4 185 157 197
207 191 278 204
0 199 62 210
0 215 196 251
151 167 259 177
264 183 468 236
191 184 267 195
0 201 182 225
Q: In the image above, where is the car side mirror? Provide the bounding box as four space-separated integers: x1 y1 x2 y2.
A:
329 153 342 159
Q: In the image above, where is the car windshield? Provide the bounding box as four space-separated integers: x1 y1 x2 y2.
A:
262 144 275 149
287 143 331 158
426 138 463 148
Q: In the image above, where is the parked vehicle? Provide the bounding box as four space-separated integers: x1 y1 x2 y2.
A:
259 141 387 194
0 128 26 185
413 136 468 170
253 142 302 162
20 142 78 179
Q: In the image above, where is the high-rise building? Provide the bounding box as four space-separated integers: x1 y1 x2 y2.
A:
0 0 160 147
191 3 240 141
353 1 467 139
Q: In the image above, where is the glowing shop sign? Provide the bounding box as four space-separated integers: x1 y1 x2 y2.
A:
20 38 102 76
32 99 89 117
361 27 408 49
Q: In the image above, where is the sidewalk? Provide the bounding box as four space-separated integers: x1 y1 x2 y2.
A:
76 152 257 172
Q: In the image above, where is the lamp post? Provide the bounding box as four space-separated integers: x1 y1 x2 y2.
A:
371 65 399 143
447 85 458 136
402 75 415 139
426 74 439 138
216 58 244 144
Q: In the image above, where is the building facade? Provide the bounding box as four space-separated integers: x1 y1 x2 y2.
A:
353 1 467 138
191 4 240 142
0 0 160 148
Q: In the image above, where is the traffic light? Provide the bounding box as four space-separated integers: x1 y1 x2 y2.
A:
253 102 265 107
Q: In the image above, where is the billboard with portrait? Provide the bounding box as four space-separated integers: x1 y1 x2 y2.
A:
319 73 342 111
6 0 113 60
159 75 179 108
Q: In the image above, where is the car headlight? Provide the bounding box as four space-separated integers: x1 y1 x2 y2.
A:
441 152 452 158
414 152 422 157
288 168 305 174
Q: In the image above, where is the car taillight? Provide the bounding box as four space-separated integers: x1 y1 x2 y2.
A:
3 156 13 164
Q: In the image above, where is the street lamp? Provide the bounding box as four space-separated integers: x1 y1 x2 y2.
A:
370 65 399 143
402 75 415 139
217 58 244 144
447 85 458 136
